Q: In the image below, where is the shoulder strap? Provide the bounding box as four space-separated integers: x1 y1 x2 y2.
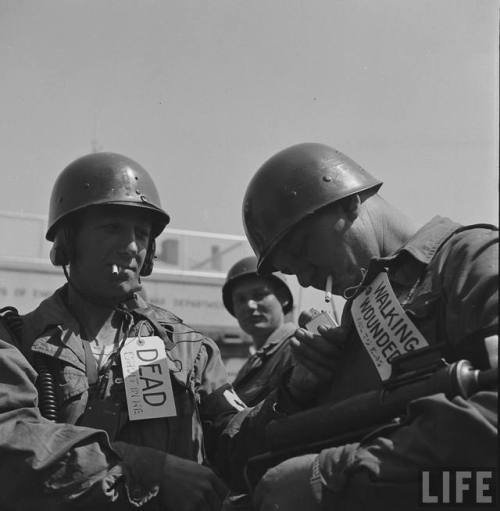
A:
82 339 99 386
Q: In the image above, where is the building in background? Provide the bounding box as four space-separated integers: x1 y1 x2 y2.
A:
0 211 343 380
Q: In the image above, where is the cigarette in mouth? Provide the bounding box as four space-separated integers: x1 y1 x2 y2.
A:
111 264 119 275
325 275 333 303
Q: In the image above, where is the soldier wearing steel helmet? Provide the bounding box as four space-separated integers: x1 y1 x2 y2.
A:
242 143 498 511
222 256 297 406
0 152 229 510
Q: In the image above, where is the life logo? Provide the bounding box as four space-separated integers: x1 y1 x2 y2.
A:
419 469 497 507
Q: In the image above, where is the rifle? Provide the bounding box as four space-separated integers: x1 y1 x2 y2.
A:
244 346 498 490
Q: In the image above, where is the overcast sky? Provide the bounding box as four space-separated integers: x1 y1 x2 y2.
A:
1 0 498 238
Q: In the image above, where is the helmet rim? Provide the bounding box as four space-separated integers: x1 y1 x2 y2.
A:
46 200 169 241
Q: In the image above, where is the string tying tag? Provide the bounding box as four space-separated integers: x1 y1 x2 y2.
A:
137 332 145 346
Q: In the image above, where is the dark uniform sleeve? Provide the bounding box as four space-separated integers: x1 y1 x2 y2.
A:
234 335 296 407
192 335 287 490
0 328 166 510
439 226 498 367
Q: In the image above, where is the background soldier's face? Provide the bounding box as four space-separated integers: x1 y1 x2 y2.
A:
70 205 152 301
231 276 285 340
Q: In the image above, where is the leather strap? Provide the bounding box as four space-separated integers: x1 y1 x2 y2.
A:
82 339 99 386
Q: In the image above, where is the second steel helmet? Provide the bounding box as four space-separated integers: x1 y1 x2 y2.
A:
242 143 382 273
46 152 170 241
222 256 293 316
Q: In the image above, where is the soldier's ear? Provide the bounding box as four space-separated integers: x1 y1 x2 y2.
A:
50 228 74 266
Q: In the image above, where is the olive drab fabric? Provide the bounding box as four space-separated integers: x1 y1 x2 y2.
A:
20 287 238 462
232 322 297 407
0 288 286 509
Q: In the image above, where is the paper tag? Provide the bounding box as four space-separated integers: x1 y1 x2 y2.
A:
120 336 177 420
351 272 429 381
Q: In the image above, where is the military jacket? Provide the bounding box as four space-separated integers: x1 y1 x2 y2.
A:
0 287 259 510
233 322 297 407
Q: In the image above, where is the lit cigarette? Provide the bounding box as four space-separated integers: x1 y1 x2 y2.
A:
111 264 119 275
325 275 333 303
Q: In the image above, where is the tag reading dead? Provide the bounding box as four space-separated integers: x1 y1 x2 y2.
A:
120 336 177 420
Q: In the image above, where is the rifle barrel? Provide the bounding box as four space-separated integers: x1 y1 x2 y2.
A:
266 360 495 452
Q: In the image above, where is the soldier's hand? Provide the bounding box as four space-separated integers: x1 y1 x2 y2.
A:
160 454 228 511
287 326 347 400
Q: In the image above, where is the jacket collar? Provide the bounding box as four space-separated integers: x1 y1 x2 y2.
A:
370 216 462 287
29 285 175 369
342 216 463 306
379 216 462 266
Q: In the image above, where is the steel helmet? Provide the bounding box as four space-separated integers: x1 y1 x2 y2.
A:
243 143 382 273
46 152 170 241
222 255 293 316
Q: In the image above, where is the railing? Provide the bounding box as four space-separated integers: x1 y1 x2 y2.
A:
155 228 252 274
0 210 253 275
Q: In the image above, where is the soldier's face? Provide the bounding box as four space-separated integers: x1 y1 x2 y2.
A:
269 205 369 296
70 205 152 301
231 276 285 341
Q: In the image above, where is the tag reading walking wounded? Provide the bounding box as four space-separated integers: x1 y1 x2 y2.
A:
351 272 429 381
120 335 177 420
